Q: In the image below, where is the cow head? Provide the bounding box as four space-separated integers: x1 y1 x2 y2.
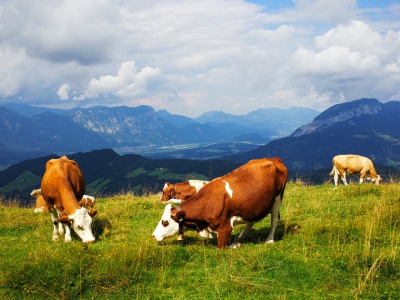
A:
160 183 174 201
152 204 184 241
373 175 382 184
57 207 96 243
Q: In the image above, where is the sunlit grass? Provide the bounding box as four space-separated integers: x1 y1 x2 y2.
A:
1 183 399 299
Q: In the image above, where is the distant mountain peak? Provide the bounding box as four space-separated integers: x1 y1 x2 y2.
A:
292 98 382 137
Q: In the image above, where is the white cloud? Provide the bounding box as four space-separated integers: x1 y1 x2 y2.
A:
57 83 71 100
84 61 161 99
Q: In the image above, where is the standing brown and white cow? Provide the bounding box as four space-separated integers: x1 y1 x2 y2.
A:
41 156 97 243
160 180 209 204
329 154 382 186
153 157 288 249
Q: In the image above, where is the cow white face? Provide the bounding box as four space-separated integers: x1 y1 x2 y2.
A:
69 207 95 243
152 204 180 241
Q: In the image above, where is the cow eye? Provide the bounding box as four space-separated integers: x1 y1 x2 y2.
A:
162 220 169 227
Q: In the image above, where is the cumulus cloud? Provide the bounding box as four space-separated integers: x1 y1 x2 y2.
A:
84 61 161 99
57 83 71 100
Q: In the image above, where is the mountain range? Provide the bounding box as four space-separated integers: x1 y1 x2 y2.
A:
1 97 400 204
0 103 318 166
225 98 400 171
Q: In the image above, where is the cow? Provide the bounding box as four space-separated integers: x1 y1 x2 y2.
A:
31 189 50 213
153 157 288 249
329 154 382 186
160 180 209 204
41 156 97 243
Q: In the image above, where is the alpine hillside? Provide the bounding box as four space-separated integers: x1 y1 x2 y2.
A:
225 98 400 171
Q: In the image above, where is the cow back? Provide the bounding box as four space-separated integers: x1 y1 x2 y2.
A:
180 157 288 224
41 156 86 210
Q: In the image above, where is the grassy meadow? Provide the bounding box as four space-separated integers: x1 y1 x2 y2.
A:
0 182 399 299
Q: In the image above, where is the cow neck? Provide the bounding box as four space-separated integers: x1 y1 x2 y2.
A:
171 184 176 198
59 190 82 215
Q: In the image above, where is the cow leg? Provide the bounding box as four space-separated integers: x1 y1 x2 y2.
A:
359 169 369 184
217 225 233 249
266 196 282 244
50 208 62 241
64 224 72 242
341 173 348 185
333 171 339 186
237 222 255 240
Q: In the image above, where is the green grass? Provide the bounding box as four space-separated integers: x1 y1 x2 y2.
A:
1 183 399 299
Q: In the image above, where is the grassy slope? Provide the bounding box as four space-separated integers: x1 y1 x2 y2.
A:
0 183 399 299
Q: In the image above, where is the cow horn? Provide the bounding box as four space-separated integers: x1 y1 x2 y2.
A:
89 209 98 217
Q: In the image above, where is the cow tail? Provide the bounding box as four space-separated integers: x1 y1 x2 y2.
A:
329 164 337 176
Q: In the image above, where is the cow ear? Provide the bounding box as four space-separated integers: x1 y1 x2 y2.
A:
89 209 98 217
176 211 186 222
56 216 71 223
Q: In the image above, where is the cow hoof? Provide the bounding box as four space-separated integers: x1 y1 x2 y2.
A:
265 240 274 244
177 234 184 241
229 242 242 249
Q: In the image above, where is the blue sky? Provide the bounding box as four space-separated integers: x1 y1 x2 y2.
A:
1 0 399 117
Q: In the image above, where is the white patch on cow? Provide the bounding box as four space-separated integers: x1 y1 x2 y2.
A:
160 183 169 200
68 207 95 243
198 227 215 239
165 198 182 204
230 215 247 228
223 180 233 198
152 204 180 241
188 180 209 192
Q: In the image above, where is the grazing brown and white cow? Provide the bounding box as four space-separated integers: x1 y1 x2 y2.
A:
160 180 209 204
41 156 97 243
329 154 382 186
153 157 288 249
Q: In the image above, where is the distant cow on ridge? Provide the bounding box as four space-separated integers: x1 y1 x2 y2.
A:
329 154 382 186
